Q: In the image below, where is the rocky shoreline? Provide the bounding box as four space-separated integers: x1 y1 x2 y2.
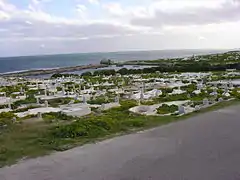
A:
1 64 108 77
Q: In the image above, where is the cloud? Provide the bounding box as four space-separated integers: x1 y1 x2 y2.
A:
0 0 16 12
198 36 207 41
1 0 240 56
76 4 87 18
0 0 140 42
102 2 150 18
40 44 45 48
0 19 138 41
0 10 9 19
76 4 87 13
131 0 240 27
88 0 99 5
102 3 126 16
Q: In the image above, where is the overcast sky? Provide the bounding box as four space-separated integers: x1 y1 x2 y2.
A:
0 0 240 56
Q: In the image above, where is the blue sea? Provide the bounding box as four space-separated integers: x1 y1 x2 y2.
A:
0 49 224 74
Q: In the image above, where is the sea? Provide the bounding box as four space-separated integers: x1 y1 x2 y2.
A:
0 49 225 74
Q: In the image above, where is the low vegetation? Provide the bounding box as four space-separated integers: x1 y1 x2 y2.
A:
0 100 239 168
157 104 178 114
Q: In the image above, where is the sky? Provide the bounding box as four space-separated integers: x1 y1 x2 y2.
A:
0 0 240 56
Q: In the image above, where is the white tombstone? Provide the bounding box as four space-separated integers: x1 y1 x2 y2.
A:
178 105 185 114
115 95 119 103
73 84 76 93
195 105 200 111
138 99 141 106
140 91 144 100
213 88 218 97
54 84 57 91
203 98 209 106
8 99 12 110
197 83 202 90
44 100 49 108
62 86 65 95
105 96 109 102
74 93 79 100
37 112 42 119
101 104 105 111
68 100 74 105
142 82 145 93
224 84 228 92
97 90 101 95
12 117 17 123
44 88 47 96
36 97 40 104
218 97 223 102
20 87 23 94
82 95 87 104
229 82 234 89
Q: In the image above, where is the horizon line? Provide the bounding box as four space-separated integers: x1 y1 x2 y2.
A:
0 48 234 59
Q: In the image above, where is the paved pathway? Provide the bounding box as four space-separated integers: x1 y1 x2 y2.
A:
1 105 240 180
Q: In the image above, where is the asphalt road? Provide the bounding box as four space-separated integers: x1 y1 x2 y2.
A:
1 105 240 180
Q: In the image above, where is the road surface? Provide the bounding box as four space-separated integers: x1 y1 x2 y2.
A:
1 105 240 180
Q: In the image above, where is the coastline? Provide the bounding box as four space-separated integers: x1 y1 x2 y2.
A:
1 64 108 77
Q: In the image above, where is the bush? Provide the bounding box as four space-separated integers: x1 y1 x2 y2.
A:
157 104 178 115
52 119 112 138
122 119 145 128
43 114 56 123
52 101 143 139
190 101 203 108
0 112 16 126
158 93 188 102
48 98 73 107
87 96 109 105
43 112 73 121
13 96 37 108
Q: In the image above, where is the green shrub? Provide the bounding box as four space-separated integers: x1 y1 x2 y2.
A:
157 104 178 114
87 96 109 105
13 96 36 108
52 119 111 138
43 112 73 121
158 93 188 102
122 119 145 128
51 101 143 139
0 112 16 126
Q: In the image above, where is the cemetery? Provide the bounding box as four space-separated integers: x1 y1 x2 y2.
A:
0 69 240 123
1 51 240 167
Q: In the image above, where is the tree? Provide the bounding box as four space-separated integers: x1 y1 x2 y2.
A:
100 59 114 65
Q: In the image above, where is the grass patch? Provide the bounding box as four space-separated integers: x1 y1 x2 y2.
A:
0 99 239 168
